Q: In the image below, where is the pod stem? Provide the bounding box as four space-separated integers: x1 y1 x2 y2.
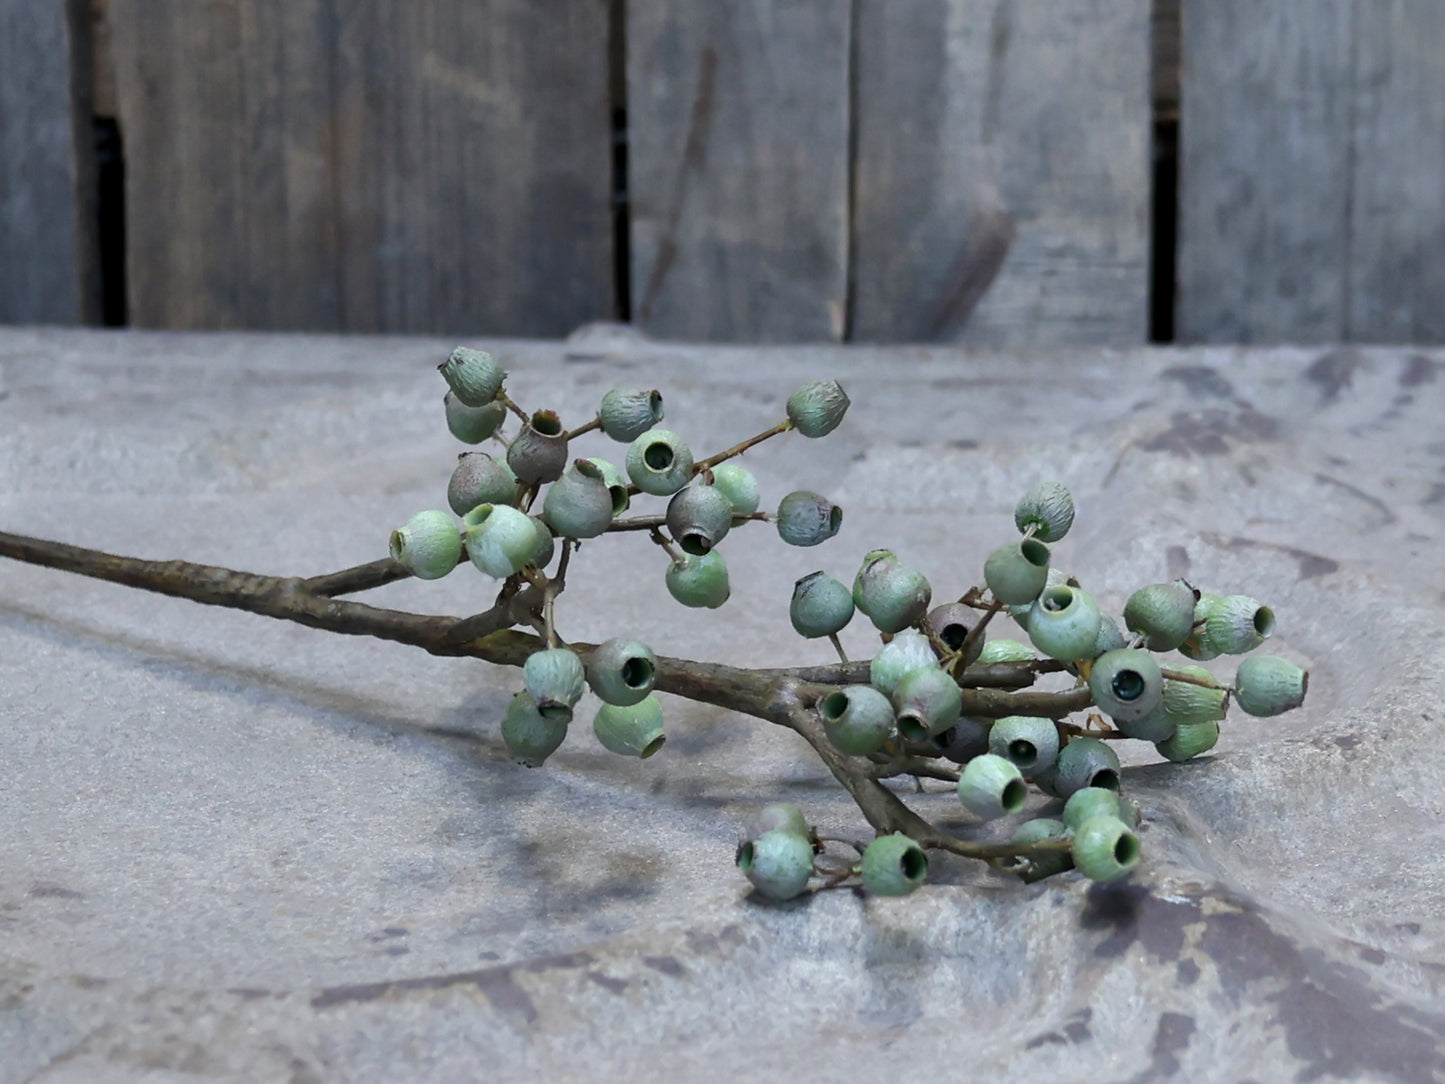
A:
565 415 603 441
493 391 530 425
604 512 768 533
692 419 794 474
827 632 849 664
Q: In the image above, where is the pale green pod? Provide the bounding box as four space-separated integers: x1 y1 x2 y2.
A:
1071 815 1140 882
790 571 855 638
869 629 939 698
853 549 932 634
892 666 964 741
585 637 656 707
1054 736 1121 796
1125 663 1227 742
1092 616 1128 658
984 538 1051 605
464 503 540 579
1124 580 1199 652
989 715 1060 776
1011 817 1074 879
1088 648 1164 723
1204 594 1275 655
665 550 730 608
543 460 615 540
668 481 734 555
860 833 929 896
507 409 569 485
1026 585 1104 662
1233 654 1308 717
599 387 664 442
957 753 1028 820
926 602 985 668
523 647 587 718
1180 593 1225 660
439 346 506 407
977 638 1036 665
501 691 569 767
819 685 895 755
1155 718 1220 762
786 379 850 438
389 510 462 580
1014 481 1075 542
776 491 843 548
1062 786 1122 832
709 463 760 515
448 452 519 516
737 828 814 900
750 803 810 840
593 694 666 758
444 392 507 444
529 517 556 570
587 457 631 515
626 428 694 496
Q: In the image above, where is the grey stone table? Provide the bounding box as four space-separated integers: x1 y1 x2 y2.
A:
2 327 1444 1082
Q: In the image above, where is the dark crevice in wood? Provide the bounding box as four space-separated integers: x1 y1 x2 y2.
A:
841 0 860 342
1149 0 1181 343
609 0 631 323
94 116 128 327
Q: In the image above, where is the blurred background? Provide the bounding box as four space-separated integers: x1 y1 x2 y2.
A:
2 0 1441 346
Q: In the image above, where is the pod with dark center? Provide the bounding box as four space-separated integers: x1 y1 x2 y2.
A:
1062 787 1121 832
507 409 569 485
737 829 814 901
1026 584 1103 661
934 716 992 764
1011 817 1074 879
1071 815 1140 882
587 457 631 515
599 387 664 442
1014 481 1075 542
593 694 666 758
523 647 587 719
1125 664 1227 742
983 537 1051 605
709 463 760 515
667 481 735 555
786 379 851 438
1088 648 1164 723
868 629 939 697
775 491 842 548
439 346 506 407
501 691 569 767
926 602 985 668
1053 736 1121 797
1155 718 1220 762
789 571 855 638
389 510 462 580
543 459 615 540
1205 594 1275 655
444 392 507 444
852 549 932 634
957 753 1028 820
1124 580 1198 652
860 833 929 896
988 715 1061 776
665 550 730 608
819 685 895 755
463 503 540 579
892 666 963 741
1233 654 1308 717
626 428 694 496
585 637 656 707
448 452 519 516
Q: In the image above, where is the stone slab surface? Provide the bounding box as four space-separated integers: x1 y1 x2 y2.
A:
2 327 1444 1082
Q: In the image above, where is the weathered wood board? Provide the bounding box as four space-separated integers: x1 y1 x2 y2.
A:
109 0 614 336
0 0 98 326
626 1 852 343
849 0 1152 346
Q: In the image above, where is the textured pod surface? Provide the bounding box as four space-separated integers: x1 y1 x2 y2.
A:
819 685 895 755
543 461 614 540
586 457 631 516
1234 654 1308 717
1071 815 1140 882
1026 585 1103 661
891 666 963 741
439 346 505 406
444 393 506 444
976 638 1036 664
667 482 734 555
860 833 928 896
869 629 939 698
989 715 1061 776
523 648 586 718
1124 580 1198 652
1054 737 1121 797
775 491 842 547
626 429 694 496
1014 481 1075 542
709 463 760 515
737 829 813 901
448 452 518 516
852 550 932 634
1062 787 1122 832
593 695 666 759
983 538 1051 605
665 551 730 608
599 387 664 442
1088 648 1164 723
1126 665 1228 742
388 510 461 580
585 637 656 707
786 379 851 438
507 410 569 485
1156 718 1221 763
957 754 1028 820
1204 594 1275 654
463 504 540 578
501 691 569 767
789 571 855 639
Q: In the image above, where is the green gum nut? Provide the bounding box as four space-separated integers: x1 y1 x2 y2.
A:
750 803 810 840
593 694 666 758
463 504 540 579
501 691 569 767
448 452 519 516
1088 648 1164 723
389 510 462 580
984 537 1052 605
853 549 932 634
820 685 895 755
1204 594 1275 655
892 667 963 741
977 638 1036 665
709 463 760 515
529 517 556 570
926 603 985 668
776 491 843 547
1026 584 1103 662
667 481 734 555
737 828 814 901
1180 593 1225 660
599 387 664 442
790 571 856 639
989 715 1060 776
957 753 1028 820
1092 616 1128 658
1155 718 1219 762
439 346 506 407
1014 481 1075 542
665 550 730 608
1126 664 1227 742
860 833 929 897
586 637 656 707
1054 736 1121 797
1062 786 1121 832
1124 580 1199 652
1071 815 1140 882
543 460 615 540
626 428 694 496
444 392 507 444
507 409 570 485
936 716 992 764
869 629 939 698
523 647 587 719
1012 817 1074 879
587 457 631 515
786 379 851 438
1233 654 1308 717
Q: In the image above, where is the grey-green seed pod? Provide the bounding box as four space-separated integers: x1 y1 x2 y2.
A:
593 694 666 758
1180 593 1225 660
587 457 631 515
926 602 985 668
977 638 1036 665
543 460 615 540
820 685 895 756
957 753 1028 820
585 637 656 706
1054 736 1121 797
709 463 760 515
1155 718 1220 762
444 392 507 444
523 647 587 719
665 550 730 608
464 503 540 579
1011 817 1074 879
448 452 519 516
984 538 1052 605
599 387 664 442
1233 654 1308 717
1026 585 1104 662
868 628 939 698
529 517 556 570
1071 815 1139 882
626 428 694 496
786 379 851 438
1089 648 1165 723
507 409 569 485
1124 580 1198 652
667 481 735 555
750 803 810 840
989 715 1061 776
1205 594 1276 655
501 691 569 767
776 490 843 548
790 571 856 639
1092 615 1128 658
439 347 506 407
1062 786 1122 832
935 716 992 764
860 833 928 897
1125 664 1226 742
853 549 932 634
1014 481 1075 542
389 510 462 581
892 666 964 741
737 828 814 900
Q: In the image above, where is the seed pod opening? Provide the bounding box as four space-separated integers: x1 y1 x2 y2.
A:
957 753 1028 820
925 602 985 668
626 429 694 496
599 387 665 442
1088 649 1165 723
984 538 1051 605
501 691 569 767
776 491 843 548
820 685 895 755
389 510 463 580
507 409 569 485
667 481 735 555
988 715 1061 776
586 637 657 707
891 666 963 741
1204 594 1275 654
860 833 929 896
1053 736 1121 797
1071 815 1140 882
1026 585 1103 661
